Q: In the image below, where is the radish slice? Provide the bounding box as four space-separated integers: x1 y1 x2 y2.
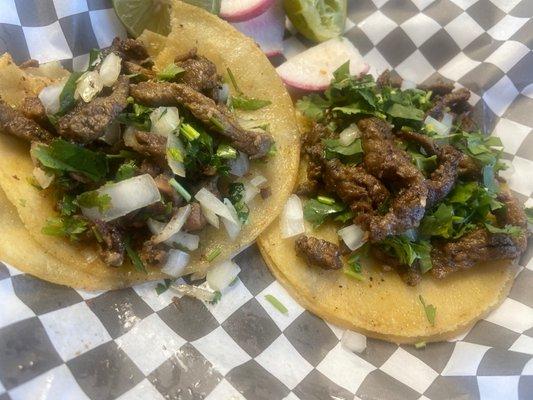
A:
161 249 190 277
152 205 192 244
276 37 369 91
338 224 366 251
231 0 284 57
220 0 275 22
341 330 367 354
206 260 241 291
281 194 305 238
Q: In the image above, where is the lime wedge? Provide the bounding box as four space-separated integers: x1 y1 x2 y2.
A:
284 0 347 43
112 0 221 38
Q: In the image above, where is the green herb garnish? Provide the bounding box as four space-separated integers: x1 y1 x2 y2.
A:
57 71 83 116
210 291 222 304
303 198 345 227
484 223 523 237
206 247 222 262
216 144 238 159
169 178 192 202
42 216 88 241
419 295 436 326
157 63 185 81
226 67 241 94
116 160 137 181
125 238 146 273
180 123 201 141
229 182 249 224
75 191 112 212
231 96 271 111
264 294 288 314
156 279 175 295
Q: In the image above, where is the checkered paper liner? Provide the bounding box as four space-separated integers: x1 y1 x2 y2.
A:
0 0 532 399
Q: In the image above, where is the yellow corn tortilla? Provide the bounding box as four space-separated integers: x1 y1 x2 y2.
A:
0 1 300 289
258 142 517 344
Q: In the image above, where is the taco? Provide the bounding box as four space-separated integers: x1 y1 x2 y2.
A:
0 1 299 290
258 68 528 343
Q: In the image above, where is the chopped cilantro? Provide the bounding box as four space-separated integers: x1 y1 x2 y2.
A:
206 247 222 262
88 48 102 70
415 341 426 349
296 94 331 120
303 198 345 227
169 178 192 202
484 223 523 237
157 63 185 81
180 123 201 141
156 279 175 295
125 238 146 273
264 294 288 314
386 102 424 121
57 71 83 116
75 191 111 212
32 140 108 182
419 295 436 326
117 102 153 131
115 160 137 181
226 68 242 94
323 138 364 162
167 147 184 163
409 151 437 175
379 236 432 273
42 216 88 241
229 183 249 224
317 196 336 205
209 291 222 304
231 96 271 111
267 143 277 157
344 253 364 281
58 194 78 216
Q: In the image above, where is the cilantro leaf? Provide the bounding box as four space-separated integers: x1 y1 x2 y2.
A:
296 94 331 120
303 199 345 227
57 72 83 116
419 204 454 238
216 144 237 159
75 191 111 212
386 103 425 121
125 238 146 273
419 295 436 326
209 291 222 304
231 96 271 111
484 223 523 237
229 183 249 224
32 139 108 182
157 63 185 81
117 102 153 131
42 216 88 241
323 138 363 157
116 160 137 181
378 235 432 273
58 194 78 216
409 152 437 174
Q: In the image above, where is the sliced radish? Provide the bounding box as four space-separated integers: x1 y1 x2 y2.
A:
231 1 284 57
276 37 369 91
220 0 275 22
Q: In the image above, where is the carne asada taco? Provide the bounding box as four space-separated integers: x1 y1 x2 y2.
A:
0 1 299 290
258 67 528 343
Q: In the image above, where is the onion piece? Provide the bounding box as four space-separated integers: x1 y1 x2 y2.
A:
424 115 450 136
161 249 190 277
32 167 54 189
152 204 192 244
250 175 268 188
339 123 360 146
38 81 66 115
222 198 242 240
338 224 366 251
281 194 305 238
172 283 216 302
147 218 200 250
81 174 161 222
341 330 367 354
218 83 230 104
401 79 417 90
201 204 220 229
229 151 249 177
441 112 453 129
243 182 260 204
195 188 238 224
166 132 186 177
99 52 121 87
150 106 180 137
206 260 241 291
75 70 103 102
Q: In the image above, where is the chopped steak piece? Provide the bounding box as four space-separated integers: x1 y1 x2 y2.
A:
19 96 47 126
0 99 54 143
419 79 454 96
130 81 273 158
110 37 151 64
376 70 402 88
183 202 207 232
458 154 481 179
139 159 162 177
132 130 167 159
154 172 181 204
94 220 125 266
177 54 220 93
296 180 320 197
140 239 168 265
122 60 155 80
174 47 198 63
58 76 129 143
495 187 528 229
296 235 343 270
19 59 39 69
427 88 471 120
359 118 428 242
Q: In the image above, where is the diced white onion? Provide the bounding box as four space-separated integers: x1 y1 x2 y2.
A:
201 204 220 229
152 204 192 244
243 182 260 204
206 260 241 291
99 52 122 87
424 115 450 136
75 70 103 102
38 82 65 115
147 218 200 250
338 224 366 251
441 112 453 129
341 330 367 354
229 151 249 177
401 79 417 90
222 198 242 240
172 283 216 302
161 249 190 277
250 175 268 188
32 167 54 189
195 188 238 224
218 83 230 104
150 106 180 137
100 121 121 145
123 126 139 148
281 194 305 238
166 132 186 177
339 123 360 146
81 174 161 222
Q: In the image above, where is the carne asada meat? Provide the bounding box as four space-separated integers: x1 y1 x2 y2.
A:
376 70 402 88
419 79 454 97
130 81 273 157
140 239 168 266
296 235 343 270
58 76 129 143
94 220 125 267
371 246 422 286
122 60 155 80
0 99 54 143
176 54 220 93
125 129 167 160
183 202 207 232
359 118 428 241
18 59 39 69
427 88 471 120
110 37 152 66
19 96 46 123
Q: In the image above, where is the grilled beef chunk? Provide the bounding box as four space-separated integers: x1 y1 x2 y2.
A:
139 159 162 177
154 172 182 205
427 88 471 120
296 235 343 270
126 130 167 159
397 130 461 208
58 76 129 143
0 99 54 143
371 246 422 286
359 118 428 242
110 37 151 65
94 220 125 266
130 81 273 157
140 240 168 265
177 54 220 94
122 60 155 80
431 187 527 279
19 96 46 123
376 70 402 88
458 154 481 179
419 80 454 96
183 202 207 232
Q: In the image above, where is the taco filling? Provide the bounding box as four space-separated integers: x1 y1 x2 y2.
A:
0 37 276 275
291 64 527 285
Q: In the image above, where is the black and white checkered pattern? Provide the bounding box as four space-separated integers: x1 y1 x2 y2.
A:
0 0 532 399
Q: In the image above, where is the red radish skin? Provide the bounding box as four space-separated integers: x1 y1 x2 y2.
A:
220 0 276 22
276 37 370 91
231 1 284 57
